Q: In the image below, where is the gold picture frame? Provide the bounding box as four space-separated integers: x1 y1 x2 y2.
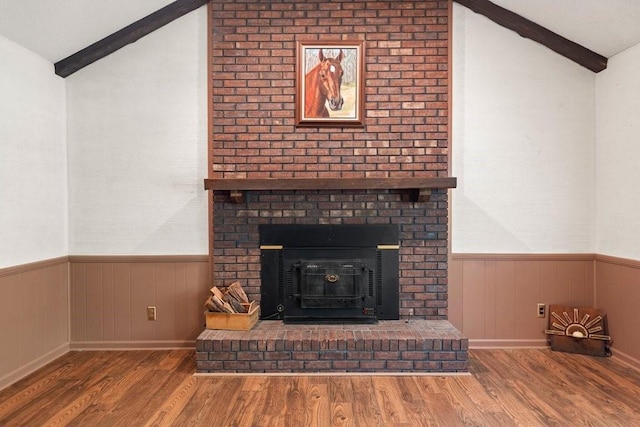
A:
295 40 365 127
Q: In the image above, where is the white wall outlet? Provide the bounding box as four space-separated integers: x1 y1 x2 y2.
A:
537 303 546 318
147 306 157 321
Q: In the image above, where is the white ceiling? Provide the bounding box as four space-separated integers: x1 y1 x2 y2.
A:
490 0 640 58
0 0 174 63
1 0 640 64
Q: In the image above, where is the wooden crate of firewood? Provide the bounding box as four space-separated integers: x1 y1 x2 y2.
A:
204 282 260 330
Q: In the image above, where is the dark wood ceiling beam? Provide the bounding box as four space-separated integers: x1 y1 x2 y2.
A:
54 0 208 78
453 0 608 73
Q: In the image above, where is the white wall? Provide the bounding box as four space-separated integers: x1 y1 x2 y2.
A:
595 42 640 260
66 9 208 255
0 35 67 268
452 4 595 253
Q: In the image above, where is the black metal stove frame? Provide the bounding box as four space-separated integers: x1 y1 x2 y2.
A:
259 224 399 323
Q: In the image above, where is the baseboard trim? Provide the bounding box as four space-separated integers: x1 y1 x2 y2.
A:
469 339 549 349
610 348 640 372
0 343 70 392
70 340 195 350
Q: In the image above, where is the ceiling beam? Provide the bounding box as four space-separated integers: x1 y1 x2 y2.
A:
453 0 608 73
54 0 208 78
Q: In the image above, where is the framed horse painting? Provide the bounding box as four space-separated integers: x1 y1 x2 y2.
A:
295 40 365 127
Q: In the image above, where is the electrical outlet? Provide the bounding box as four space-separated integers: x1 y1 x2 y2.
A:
537 303 546 318
147 306 157 321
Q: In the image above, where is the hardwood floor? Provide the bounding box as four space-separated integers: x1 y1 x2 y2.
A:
1 348 639 426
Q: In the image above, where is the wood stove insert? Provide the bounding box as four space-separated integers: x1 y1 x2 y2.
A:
259 224 399 323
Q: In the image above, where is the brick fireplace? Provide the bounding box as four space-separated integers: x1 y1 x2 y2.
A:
196 0 467 373
211 189 451 319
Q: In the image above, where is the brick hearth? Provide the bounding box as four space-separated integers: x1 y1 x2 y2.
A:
196 320 467 373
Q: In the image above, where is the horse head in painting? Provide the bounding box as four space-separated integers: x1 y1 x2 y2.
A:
304 49 345 118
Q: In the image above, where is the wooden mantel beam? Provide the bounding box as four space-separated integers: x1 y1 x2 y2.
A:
54 0 208 78
453 0 608 73
204 177 457 192
204 177 457 204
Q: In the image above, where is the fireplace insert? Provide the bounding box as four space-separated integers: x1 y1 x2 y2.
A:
259 224 399 323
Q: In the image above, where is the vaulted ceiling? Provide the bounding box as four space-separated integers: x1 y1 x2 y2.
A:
1 0 640 76
0 0 175 63
489 0 640 58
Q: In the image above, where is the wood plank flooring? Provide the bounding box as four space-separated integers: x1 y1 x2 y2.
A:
1 348 639 426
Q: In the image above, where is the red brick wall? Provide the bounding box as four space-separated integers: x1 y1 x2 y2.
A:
209 0 451 320
210 0 449 179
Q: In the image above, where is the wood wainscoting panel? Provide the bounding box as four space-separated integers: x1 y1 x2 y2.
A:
0 257 70 390
450 254 595 347
131 263 157 341
595 255 640 369
114 263 132 341
69 256 209 349
494 260 516 339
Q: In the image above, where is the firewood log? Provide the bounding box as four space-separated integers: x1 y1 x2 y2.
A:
223 292 246 313
204 296 218 312
212 294 234 313
248 301 257 313
227 281 249 304
210 286 225 301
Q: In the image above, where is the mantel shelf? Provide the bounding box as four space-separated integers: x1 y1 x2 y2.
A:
203 177 457 203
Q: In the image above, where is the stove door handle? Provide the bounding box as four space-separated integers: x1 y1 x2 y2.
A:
325 274 340 283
